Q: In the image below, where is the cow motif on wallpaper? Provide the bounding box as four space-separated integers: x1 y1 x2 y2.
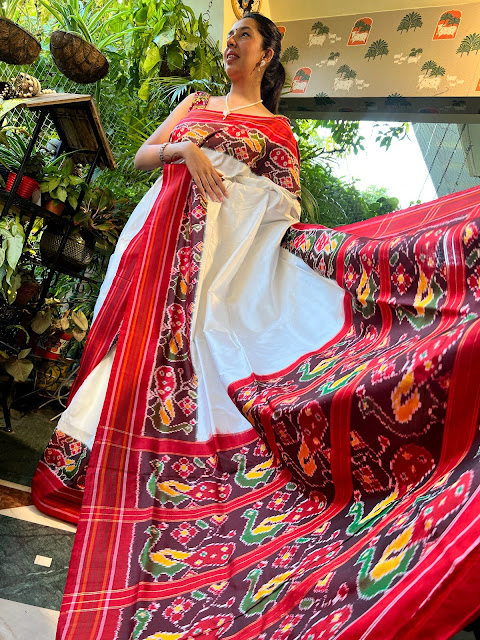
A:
348 18 372 46
291 67 311 93
433 10 461 39
417 60 446 91
308 21 342 47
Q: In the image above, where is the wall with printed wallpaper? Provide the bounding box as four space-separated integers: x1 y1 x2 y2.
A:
277 5 480 119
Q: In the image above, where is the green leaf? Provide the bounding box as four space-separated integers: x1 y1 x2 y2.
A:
190 57 212 80
135 5 148 24
48 177 61 191
167 43 184 70
139 79 151 101
56 186 68 203
5 358 33 382
31 309 52 334
6 233 23 270
154 27 175 48
143 44 161 74
179 40 198 52
68 193 78 209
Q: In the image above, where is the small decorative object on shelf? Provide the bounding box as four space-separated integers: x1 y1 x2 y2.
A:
9 72 42 98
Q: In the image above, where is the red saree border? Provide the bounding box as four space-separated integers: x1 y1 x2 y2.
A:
58 165 192 640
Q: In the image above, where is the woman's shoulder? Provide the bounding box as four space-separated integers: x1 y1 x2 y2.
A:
188 91 211 111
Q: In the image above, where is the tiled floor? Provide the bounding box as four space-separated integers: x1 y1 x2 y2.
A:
0 410 477 640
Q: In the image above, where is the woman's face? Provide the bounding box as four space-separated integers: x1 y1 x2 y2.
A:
223 17 271 80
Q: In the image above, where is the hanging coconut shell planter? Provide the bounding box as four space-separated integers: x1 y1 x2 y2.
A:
0 17 41 65
49 30 109 84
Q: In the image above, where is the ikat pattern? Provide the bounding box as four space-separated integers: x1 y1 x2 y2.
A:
34 101 480 639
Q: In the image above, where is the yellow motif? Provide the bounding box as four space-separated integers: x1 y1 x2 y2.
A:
370 525 414 581
357 269 371 308
358 492 398 528
392 371 420 423
145 633 182 640
413 271 434 316
64 458 76 473
254 570 294 601
245 458 274 480
250 513 288 536
150 547 191 567
155 479 192 498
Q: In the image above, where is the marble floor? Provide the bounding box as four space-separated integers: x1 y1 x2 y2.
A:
0 409 477 640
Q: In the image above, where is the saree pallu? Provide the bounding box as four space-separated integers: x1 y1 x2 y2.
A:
32 109 480 640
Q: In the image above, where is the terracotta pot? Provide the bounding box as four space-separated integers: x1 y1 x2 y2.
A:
6 172 40 199
15 281 40 306
50 30 109 84
0 18 41 65
44 199 65 216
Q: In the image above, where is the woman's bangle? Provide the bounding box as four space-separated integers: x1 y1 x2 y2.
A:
158 142 169 165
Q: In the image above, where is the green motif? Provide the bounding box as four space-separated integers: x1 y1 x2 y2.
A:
151 402 193 435
240 567 290 616
353 273 378 320
63 448 87 479
233 453 274 488
347 494 397 536
355 538 416 599
395 277 444 330
298 356 337 382
139 525 189 578
147 460 190 505
192 590 207 600
130 608 153 640
240 508 287 545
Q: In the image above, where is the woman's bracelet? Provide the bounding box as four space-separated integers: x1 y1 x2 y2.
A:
158 142 169 166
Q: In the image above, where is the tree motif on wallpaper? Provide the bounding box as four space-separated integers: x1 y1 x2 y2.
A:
348 18 372 46
327 52 340 64
456 33 480 56
417 60 446 90
365 39 389 61
309 21 330 47
397 12 423 33
408 47 423 62
434 11 461 39
281 46 299 64
334 64 357 91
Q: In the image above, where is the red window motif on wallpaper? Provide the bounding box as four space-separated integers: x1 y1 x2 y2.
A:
291 67 311 94
348 18 372 46
277 25 286 38
433 10 461 39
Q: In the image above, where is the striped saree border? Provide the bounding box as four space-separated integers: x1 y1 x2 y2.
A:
57 165 192 640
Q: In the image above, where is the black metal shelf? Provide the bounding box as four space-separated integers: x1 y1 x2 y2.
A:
0 188 72 224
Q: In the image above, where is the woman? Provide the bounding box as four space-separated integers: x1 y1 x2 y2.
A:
32 13 480 640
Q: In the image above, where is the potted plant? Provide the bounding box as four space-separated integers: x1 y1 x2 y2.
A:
30 297 89 360
0 130 47 199
38 0 133 85
73 186 129 251
0 0 41 65
40 156 87 215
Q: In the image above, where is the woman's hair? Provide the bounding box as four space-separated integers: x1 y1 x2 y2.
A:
243 12 285 114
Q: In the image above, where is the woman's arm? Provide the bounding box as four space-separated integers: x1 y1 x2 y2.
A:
134 94 228 203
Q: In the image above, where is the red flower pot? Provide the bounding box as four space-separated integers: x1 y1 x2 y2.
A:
33 330 72 360
6 172 40 199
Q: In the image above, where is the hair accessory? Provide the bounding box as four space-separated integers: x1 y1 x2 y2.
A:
158 142 169 165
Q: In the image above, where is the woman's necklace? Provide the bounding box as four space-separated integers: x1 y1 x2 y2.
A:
222 93 263 119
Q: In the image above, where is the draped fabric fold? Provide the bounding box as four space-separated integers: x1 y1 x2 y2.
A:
31 96 480 640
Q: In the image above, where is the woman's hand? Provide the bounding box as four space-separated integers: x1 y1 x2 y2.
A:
166 141 229 203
